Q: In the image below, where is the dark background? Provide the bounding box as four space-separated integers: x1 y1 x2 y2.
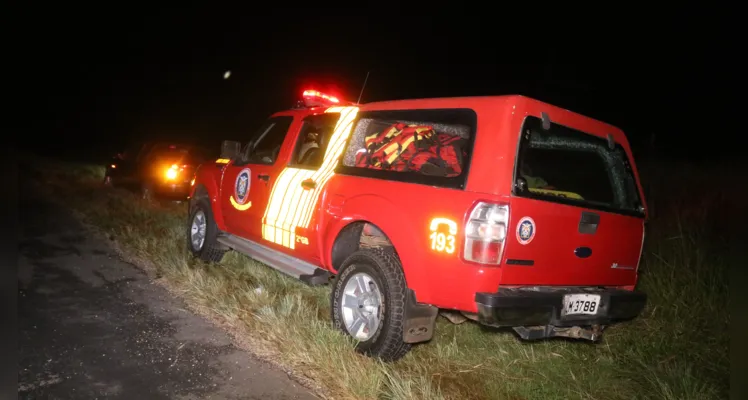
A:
20 7 727 163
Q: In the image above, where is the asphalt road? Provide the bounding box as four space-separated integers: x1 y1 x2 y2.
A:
18 189 317 399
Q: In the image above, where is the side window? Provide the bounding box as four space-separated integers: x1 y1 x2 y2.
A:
289 113 340 169
341 109 475 185
243 116 294 164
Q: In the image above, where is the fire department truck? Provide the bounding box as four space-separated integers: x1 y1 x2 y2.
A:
186 89 648 361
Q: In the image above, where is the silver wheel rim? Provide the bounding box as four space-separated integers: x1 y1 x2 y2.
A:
341 271 383 341
190 210 206 251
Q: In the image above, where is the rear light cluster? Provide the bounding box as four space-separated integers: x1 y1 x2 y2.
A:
464 202 509 265
164 163 191 180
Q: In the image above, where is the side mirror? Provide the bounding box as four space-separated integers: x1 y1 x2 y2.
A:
220 140 241 160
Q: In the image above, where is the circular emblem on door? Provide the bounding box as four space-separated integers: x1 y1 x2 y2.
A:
234 168 251 205
516 216 536 245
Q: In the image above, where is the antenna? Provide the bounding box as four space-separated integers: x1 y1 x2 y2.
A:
356 71 370 104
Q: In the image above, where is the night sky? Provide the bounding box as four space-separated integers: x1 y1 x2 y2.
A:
25 8 724 162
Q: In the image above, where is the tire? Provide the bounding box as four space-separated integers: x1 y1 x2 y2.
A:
187 197 227 262
331 248 411 361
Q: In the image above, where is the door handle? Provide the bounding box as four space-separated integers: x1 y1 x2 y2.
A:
578 211 600 234
301 179 317 190
257 174 270 182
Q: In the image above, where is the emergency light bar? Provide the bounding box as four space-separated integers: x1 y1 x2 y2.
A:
303 90 339 104
297 89 343 108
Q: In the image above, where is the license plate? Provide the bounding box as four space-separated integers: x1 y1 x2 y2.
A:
562 294 600 316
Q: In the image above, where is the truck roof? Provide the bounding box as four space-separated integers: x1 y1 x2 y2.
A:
358 94 625 135
360 94 524 109
276 90 625 140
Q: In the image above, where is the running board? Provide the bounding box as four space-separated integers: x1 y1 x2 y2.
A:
217 234 332 286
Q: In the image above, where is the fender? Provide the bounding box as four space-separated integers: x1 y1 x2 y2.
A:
321 193 434 303
191 164 227 232
320 193 441 343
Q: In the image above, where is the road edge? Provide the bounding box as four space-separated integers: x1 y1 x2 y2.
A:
65 207 332 400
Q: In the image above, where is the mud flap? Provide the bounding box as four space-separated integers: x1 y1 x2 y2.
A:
402 289 439 343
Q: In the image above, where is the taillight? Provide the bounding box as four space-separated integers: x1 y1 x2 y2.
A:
165 163 184 180
464 202 509 265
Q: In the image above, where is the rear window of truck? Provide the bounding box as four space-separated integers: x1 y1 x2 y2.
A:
514 116 644 217
339 108 476 189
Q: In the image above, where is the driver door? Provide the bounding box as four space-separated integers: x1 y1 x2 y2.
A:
220 116 295 240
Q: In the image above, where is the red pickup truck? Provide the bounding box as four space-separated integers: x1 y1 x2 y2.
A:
187 89 648 361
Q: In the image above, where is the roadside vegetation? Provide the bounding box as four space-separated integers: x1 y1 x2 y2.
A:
22 155 731 400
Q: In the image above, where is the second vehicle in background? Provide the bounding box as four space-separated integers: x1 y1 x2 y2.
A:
105 141 214 201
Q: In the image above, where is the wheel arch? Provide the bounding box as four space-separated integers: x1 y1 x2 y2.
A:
327 224 440 345
190 171 226 231
329 221 394 272
323 211 430 302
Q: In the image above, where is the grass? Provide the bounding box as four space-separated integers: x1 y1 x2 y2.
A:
22 155 731 400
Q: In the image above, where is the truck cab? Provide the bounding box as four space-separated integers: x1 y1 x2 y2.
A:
187 90 648 362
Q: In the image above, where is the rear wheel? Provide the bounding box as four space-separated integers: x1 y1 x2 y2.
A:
331 248 411 361
187 198 226 262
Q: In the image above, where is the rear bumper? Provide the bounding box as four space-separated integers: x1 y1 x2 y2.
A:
475 287 646 329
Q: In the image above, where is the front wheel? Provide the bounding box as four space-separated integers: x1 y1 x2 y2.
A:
187 198 227 262
331 248 411 362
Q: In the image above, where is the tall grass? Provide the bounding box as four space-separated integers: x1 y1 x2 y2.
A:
22 155 730 399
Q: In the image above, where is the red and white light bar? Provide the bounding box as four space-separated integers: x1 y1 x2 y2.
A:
302 89 340 104
299 89 344 108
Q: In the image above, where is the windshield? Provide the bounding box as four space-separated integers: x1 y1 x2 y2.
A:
514 116 644 217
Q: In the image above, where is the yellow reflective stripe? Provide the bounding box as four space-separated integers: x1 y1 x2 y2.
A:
260 106 359 249
299 107 358 227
